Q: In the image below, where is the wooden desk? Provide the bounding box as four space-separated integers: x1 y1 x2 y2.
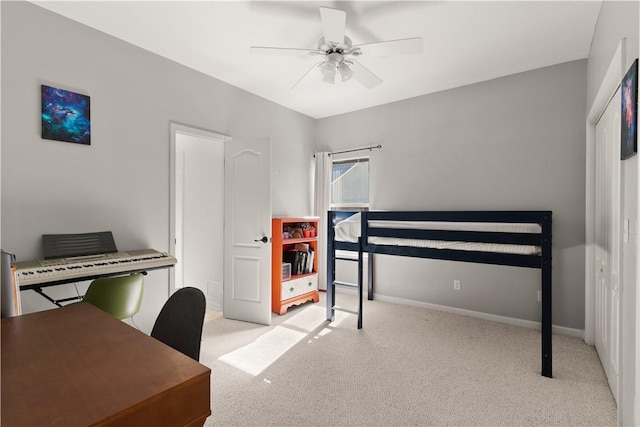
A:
1 303 211 426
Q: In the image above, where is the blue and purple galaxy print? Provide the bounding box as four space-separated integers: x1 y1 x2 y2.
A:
41 85 91 145
621 59 638 160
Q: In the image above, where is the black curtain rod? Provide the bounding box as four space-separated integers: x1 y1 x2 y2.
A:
315 144 382 157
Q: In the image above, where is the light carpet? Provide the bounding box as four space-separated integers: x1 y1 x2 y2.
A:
199 293 616 426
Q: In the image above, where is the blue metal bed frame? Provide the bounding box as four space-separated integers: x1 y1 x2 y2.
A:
326 210 553 378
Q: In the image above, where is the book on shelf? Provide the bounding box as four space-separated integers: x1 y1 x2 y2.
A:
306 248 314 274
283 248 315 276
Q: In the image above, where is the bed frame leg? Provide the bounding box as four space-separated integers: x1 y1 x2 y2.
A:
357 241 363 329
541 264 552 377
541 212 552 378
367 252 374 300
327 211 336 322
327 277 335 322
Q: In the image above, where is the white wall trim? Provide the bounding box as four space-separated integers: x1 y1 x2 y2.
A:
635 7 640 425
169 122 229 295
584 39 625 346
336 288 583 337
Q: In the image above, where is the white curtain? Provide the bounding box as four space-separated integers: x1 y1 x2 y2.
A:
313 152 332 290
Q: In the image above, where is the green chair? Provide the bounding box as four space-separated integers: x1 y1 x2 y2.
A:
82 273 144 320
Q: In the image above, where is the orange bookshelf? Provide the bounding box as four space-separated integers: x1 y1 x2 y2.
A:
271 217 320 315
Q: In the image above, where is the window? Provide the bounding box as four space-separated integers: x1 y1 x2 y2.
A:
330 157 369 210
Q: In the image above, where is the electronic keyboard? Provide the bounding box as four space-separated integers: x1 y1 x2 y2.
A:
13 249 177 288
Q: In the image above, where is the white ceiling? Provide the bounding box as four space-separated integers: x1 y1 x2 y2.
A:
32 1 602 119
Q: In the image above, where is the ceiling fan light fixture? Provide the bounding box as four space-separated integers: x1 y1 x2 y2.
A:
321 61 337 84
338 62 353 82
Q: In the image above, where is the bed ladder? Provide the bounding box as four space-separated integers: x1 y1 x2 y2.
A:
326 211 374 330
328 249 364 329
327 224 370 328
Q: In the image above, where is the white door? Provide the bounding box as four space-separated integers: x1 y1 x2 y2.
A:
224 137 272 325
594 86 622 403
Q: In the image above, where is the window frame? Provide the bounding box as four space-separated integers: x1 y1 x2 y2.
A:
330 156 370 211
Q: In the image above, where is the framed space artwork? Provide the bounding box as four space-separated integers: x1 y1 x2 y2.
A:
621 58 638 160
41 85 91 145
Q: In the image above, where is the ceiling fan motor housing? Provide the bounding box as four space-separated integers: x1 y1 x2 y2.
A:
319 36 357 56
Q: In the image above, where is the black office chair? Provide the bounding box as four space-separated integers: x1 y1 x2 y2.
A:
150 287 206 361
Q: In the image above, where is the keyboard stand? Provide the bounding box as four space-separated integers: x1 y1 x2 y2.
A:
29 272 152 307
32 288 82 307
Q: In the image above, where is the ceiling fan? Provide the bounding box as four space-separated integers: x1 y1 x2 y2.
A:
250 7 423 89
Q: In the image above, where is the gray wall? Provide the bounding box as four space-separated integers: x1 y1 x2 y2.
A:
0 2 316 332
587 1 639 424
587 1 639 109
317 60 587 330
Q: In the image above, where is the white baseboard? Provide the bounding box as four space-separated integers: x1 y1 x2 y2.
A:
335 288 584 338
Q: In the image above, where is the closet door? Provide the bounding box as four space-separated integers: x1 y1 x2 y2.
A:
594 86 622 403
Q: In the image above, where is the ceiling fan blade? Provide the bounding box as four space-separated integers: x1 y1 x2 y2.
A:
250 46 321 56
349 60 382 89
319 7 346 45
291 61 324 89
353 37 423 57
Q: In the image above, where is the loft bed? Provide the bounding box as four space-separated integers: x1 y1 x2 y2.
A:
326 210 552 378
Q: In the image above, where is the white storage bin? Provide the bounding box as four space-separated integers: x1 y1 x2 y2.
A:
282 263 291 280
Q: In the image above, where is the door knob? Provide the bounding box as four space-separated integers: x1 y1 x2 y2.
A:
254 236 269 243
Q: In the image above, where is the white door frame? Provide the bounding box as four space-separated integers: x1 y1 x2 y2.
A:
585 39 625 345
169 122 230 295
585 39 626 423
637 11 640 425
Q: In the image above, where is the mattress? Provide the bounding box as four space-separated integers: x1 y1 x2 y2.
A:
334 213 542 255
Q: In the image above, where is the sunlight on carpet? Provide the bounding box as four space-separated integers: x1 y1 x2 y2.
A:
217 305 347 375
218 326 306 376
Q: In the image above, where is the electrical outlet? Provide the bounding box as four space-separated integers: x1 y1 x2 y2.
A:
454 280 461 290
